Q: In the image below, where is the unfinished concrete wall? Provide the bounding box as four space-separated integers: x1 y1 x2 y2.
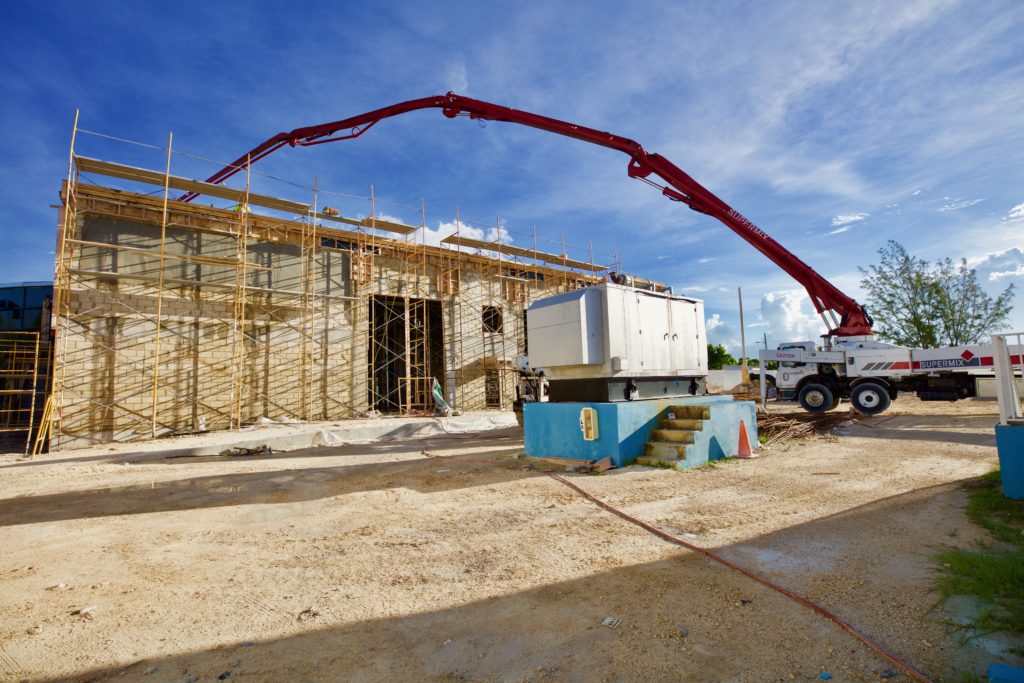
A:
53 185 579 448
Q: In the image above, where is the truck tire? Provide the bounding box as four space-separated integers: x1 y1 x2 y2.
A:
798 383 835 413
850 382 891 415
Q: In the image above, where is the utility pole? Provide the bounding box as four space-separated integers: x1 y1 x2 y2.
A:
758 331 769 374
738 287 750 385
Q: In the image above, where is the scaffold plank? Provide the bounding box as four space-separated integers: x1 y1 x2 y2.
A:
76 157 311 215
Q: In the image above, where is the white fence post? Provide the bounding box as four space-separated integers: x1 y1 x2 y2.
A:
992 332 1024 426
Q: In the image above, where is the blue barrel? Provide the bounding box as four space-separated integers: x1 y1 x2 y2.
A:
995 424 1024 500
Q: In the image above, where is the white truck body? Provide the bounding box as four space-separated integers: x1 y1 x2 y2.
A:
758 336 1024 414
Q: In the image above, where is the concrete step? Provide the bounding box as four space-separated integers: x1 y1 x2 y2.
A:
650 428 696 443
645 441 689 459
668 405 711 420
661 418 703 430
635 455 680 467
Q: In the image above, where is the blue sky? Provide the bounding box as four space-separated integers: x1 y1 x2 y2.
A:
1 0 1022 355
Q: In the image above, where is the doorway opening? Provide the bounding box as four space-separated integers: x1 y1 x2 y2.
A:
368 295 444 414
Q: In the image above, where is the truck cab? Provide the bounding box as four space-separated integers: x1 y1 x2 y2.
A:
772 341 818 400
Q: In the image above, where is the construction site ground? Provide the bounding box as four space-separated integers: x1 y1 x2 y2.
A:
0 398 1019 682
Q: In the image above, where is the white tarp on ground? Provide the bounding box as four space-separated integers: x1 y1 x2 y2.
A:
311 413 517 447
16 412 519 462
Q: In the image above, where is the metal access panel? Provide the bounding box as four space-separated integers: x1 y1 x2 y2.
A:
525 287 605 368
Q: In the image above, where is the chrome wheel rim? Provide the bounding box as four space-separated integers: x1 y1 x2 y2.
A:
859 390 880 408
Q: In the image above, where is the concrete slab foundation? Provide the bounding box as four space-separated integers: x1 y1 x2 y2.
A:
523 396 758 469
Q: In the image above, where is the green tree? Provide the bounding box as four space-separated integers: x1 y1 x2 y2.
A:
859 241 1014 348
707 343 737 369
933 256 1016 346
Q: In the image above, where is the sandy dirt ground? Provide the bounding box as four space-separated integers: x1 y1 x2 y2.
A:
0 398 1018 682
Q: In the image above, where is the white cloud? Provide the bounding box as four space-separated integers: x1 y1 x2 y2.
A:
991 265 1024 281
411 220 484 248
706 313 739 353
374 212 409 226
970 247 1024 282
963 247 1024 331
1006 202 1024 221
409 219 516 259
444 57 469 93
758 290 827 343
486 226 512 244
938 198 984 212
831 212 869 226
828 225 852 235
697 256 715 263
706 313 727 331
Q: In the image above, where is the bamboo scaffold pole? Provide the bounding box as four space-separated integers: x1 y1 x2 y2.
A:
23 331 41 455
455 208 464 410
301 177 319 420
368 185 378 412
369 184 376 291
150 131 173 437
496 215 507 408
532 225 539 303
51 109 80 450
231 156 253 429
561 234 568 291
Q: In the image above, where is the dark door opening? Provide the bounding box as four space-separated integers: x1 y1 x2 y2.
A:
368 295 444 414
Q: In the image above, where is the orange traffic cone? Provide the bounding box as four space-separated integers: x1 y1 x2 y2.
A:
735 420 757 459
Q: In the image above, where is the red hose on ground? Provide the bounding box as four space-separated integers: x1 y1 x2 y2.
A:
544 471 933 683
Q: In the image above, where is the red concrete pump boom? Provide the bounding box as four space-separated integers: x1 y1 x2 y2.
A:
185 92 873 337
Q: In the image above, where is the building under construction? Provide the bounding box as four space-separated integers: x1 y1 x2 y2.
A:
32 139 612 450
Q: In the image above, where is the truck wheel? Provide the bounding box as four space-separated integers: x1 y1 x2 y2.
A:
798 383 835 413
850 382 891 415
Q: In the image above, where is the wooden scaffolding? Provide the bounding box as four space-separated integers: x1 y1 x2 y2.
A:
46 123 612 449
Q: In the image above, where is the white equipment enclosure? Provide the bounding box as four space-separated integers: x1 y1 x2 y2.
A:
525 282 708 402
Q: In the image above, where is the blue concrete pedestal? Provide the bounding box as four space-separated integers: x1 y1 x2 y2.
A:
523 396 758 469
995 424 1024 500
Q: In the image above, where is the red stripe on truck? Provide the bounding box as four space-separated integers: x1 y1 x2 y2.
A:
890 362 910 370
